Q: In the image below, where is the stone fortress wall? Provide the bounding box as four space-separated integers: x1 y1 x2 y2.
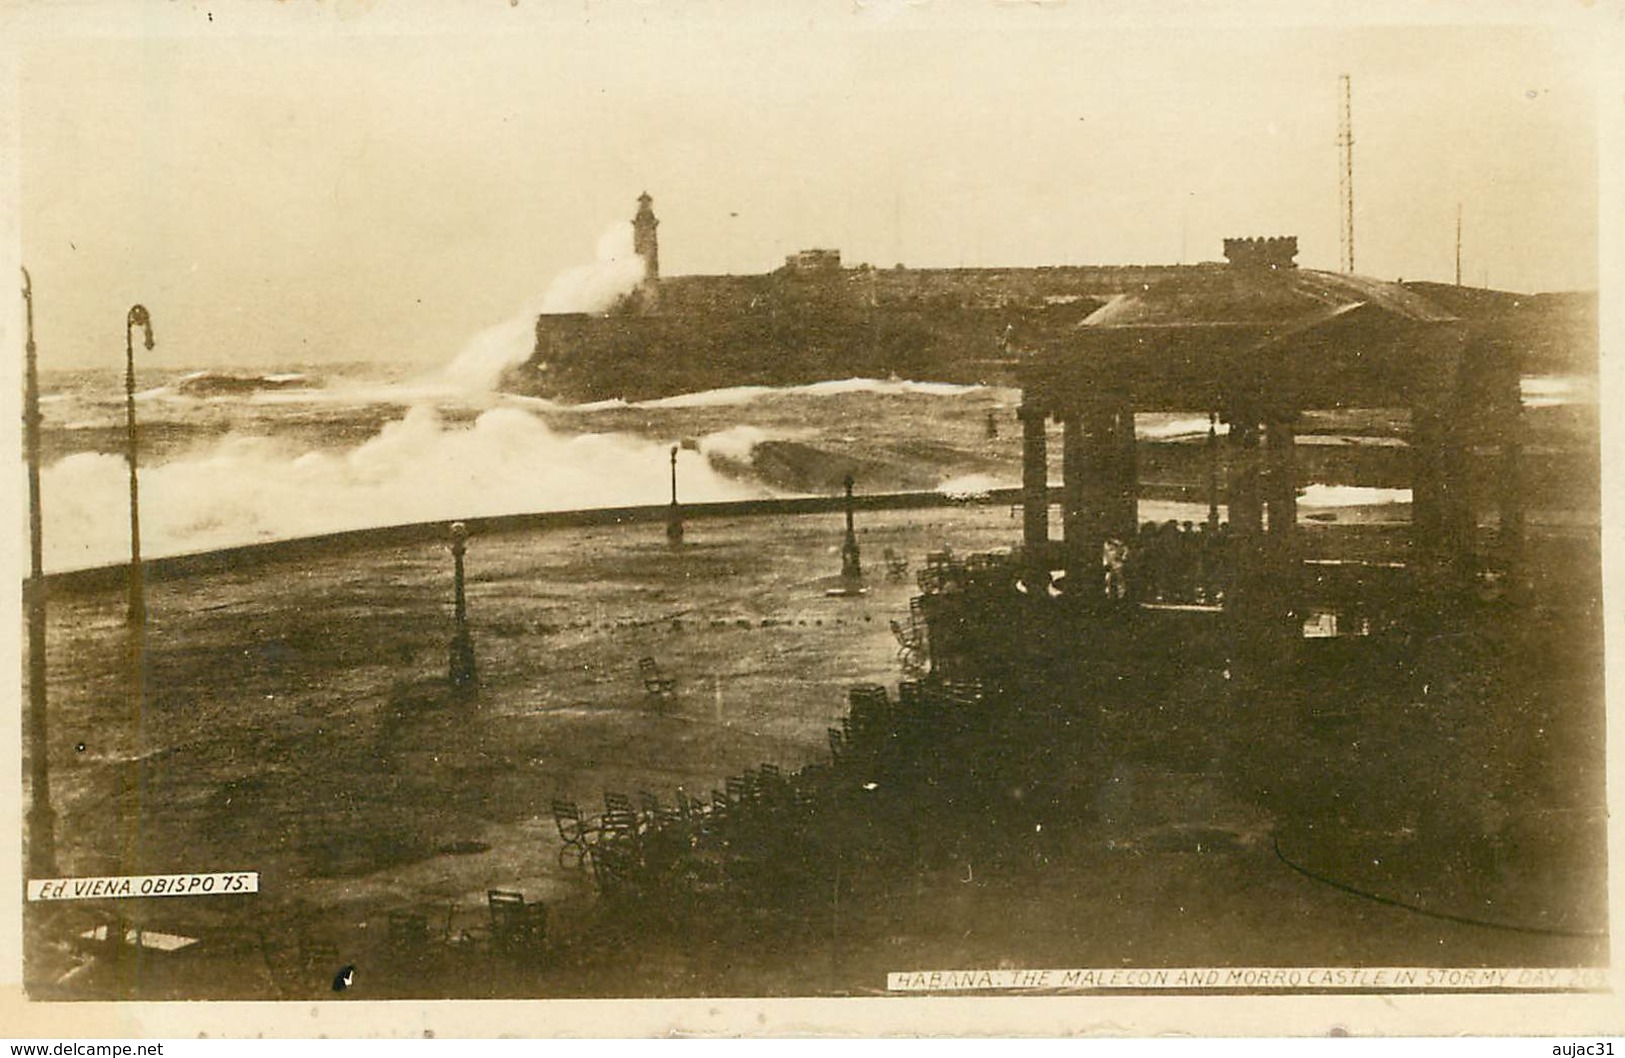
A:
511 194 1201 401
512 194 1594 402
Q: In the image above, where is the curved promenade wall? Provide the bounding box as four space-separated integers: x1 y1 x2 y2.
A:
38 488 1031 597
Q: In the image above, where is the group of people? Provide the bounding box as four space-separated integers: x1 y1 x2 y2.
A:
1103 520 1231 605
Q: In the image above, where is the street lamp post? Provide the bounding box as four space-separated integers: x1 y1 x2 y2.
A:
1207 410 1221 529
841 473 862 581
22 267 56 877
124 305 153 628
666 445 684 544
448 522 477 693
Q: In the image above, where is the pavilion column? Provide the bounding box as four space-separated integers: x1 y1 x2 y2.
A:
1020 403 1050 554
1439 412 1476 579
1227 418 1263 536
1206 412 1223 529
1225 415 1264 621
1061 410 1084 547
1413 394 1476 587
1083 402 1117 541
1061 409 1099 589
1263 414 1300 634
1111 400 1139 540
1264 415 1298 549
1410 402 1443 564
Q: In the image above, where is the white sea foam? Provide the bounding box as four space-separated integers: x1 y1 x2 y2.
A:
936 473 1006 499
1298 483 1412 508
630 377 988 410
1135 415 1227 440
697 425 782 466
1521 374 1594 408
637 386 782 409
39 405 765 571
430 223 645 393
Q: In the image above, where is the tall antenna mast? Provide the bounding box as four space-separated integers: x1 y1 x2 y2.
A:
1337 74 1355 274
1455 203 1463 286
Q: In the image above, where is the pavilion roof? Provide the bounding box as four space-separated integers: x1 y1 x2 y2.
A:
1018 266 1509 414
1078 265 1457 329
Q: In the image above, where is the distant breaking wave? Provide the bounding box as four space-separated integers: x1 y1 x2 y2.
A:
937 474 1004 500
127 371 318 402
1298 484 1412 508
167 370 317 397
570 377 990 412
1520 375 1594 408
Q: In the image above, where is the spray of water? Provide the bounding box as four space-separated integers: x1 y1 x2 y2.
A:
435 223 646 391
39 407 765 571
32 219 769 570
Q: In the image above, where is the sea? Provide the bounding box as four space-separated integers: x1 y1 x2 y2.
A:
27 360 1594 574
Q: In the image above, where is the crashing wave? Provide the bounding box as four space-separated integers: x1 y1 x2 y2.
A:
169 371 317 397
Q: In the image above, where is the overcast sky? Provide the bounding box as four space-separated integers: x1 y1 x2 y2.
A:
4 1 1610 368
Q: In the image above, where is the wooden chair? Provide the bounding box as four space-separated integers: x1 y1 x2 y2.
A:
551 798 599 868
587 840 639 898
488 889 547 956
890 618 927 678
708 788 733 826
883 547 910 581
602 792 642 841
639 789 681 828
387 909 428 948
639 657 677 706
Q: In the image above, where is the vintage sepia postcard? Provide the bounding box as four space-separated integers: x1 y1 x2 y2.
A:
1 0 1620 1041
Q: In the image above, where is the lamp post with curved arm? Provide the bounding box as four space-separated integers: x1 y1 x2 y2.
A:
841 473 862 581
666 445 684 544
448 522 477 694
125 305 154 629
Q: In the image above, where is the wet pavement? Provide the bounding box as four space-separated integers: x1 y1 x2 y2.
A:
22 502 1607 999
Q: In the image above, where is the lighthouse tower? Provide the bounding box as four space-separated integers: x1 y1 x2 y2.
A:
633 192 660 291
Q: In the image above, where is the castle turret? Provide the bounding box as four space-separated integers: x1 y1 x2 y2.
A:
1223 236 1298 271
633 192 660 287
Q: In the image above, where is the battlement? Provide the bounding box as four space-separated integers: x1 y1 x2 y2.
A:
520 195 1296 400
784 248 843 273
1223 236 1299 270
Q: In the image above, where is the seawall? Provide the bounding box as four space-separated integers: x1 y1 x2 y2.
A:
38 489 1026 597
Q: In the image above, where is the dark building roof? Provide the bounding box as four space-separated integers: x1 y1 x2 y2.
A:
1400 283 1598 376
1080 265 1456 329
1020 263 1515 415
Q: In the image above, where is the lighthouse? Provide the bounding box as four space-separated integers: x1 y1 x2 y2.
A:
633 192 660 299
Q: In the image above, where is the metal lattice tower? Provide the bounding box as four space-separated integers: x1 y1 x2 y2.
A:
1337 74 1355 274
1456 203 1463 286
